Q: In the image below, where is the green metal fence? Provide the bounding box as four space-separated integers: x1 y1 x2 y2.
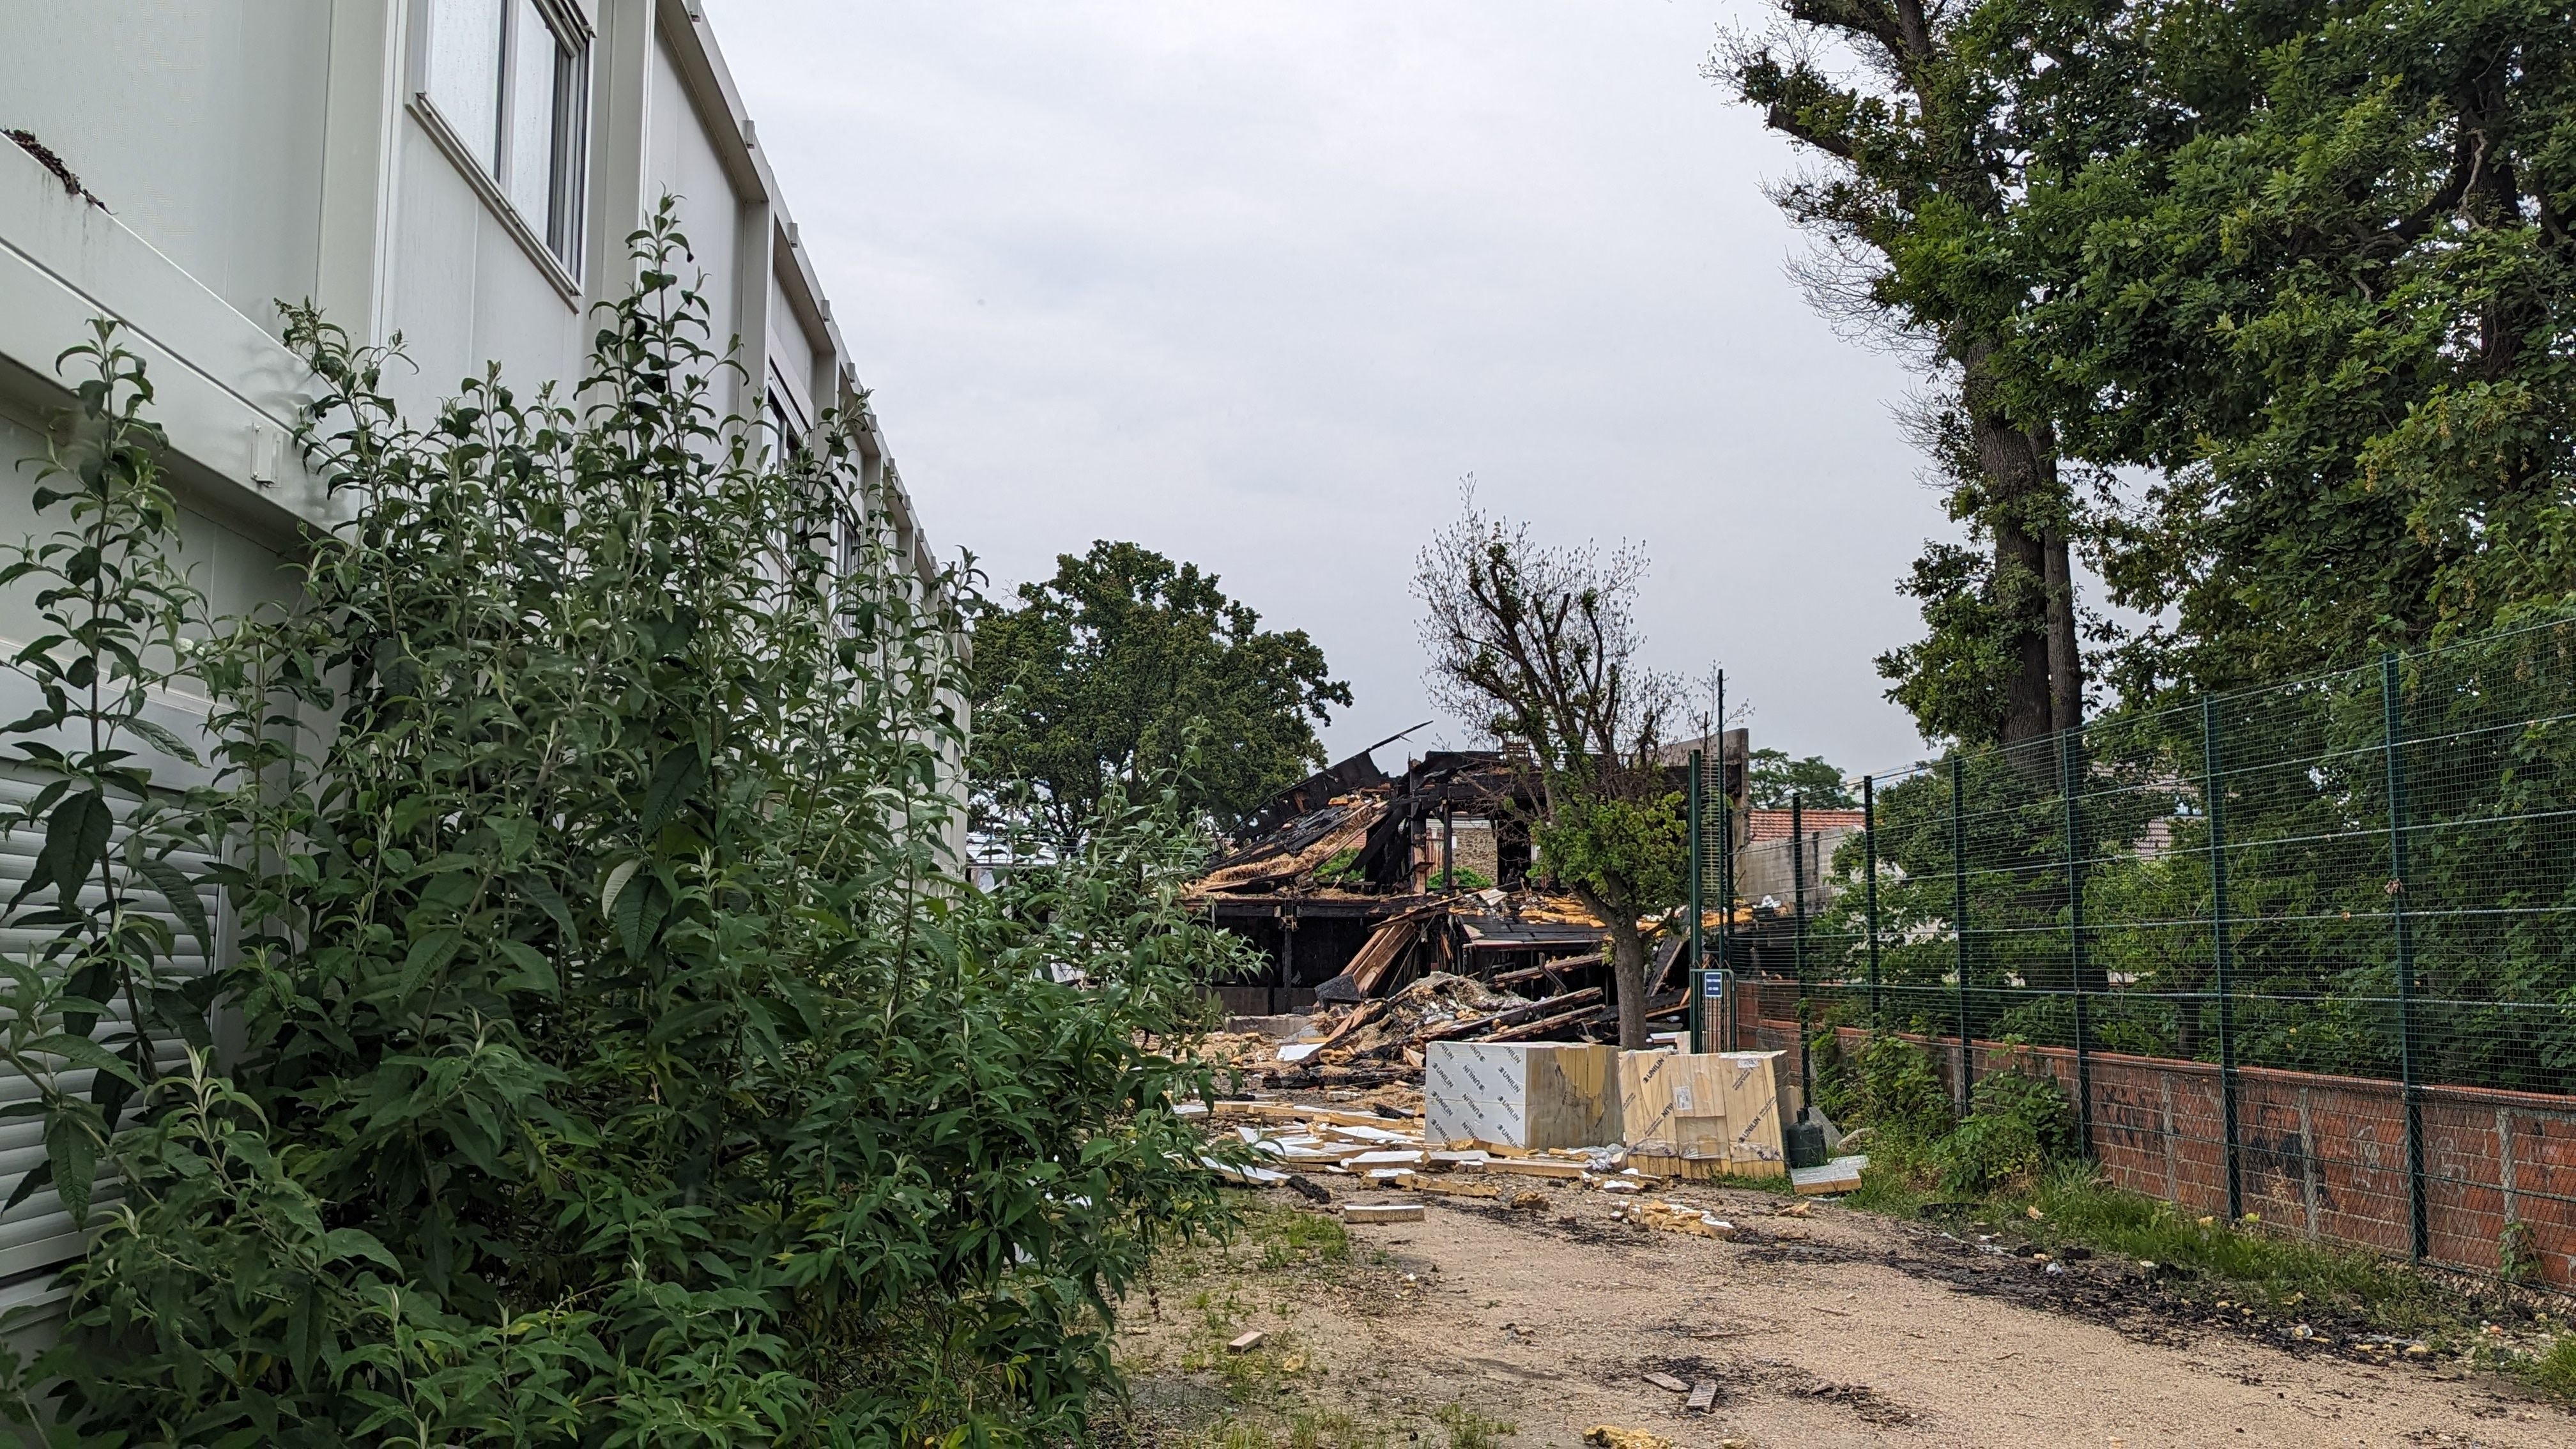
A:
1693 612 2576 1284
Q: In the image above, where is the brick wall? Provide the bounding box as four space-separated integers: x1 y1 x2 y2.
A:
1745 1000 2576 1287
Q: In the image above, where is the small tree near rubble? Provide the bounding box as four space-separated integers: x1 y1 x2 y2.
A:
1413 494 1687 1048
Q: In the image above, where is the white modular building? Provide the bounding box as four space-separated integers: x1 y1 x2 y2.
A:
0 0 942 1324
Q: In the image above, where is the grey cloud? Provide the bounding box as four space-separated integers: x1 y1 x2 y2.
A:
708 0 1959 778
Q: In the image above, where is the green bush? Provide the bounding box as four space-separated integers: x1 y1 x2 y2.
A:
1932 1071 2080 1195
1811 1027 1951 1141
1812 1031 2078 1195
0 205 1257 1445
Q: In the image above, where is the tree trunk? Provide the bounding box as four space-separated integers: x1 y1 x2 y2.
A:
1962 342 2082 744
1612 919 1650 1050
1586 890 1652 1049
2044 522 2083 732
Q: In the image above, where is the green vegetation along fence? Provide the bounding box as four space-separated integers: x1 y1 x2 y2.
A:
1698 613 2576 1287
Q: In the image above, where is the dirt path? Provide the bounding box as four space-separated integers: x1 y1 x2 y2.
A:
1114 1181 2575 1448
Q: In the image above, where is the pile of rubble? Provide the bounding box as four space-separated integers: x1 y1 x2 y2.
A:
1301 972 1607 1064
1186 1036 1872 1229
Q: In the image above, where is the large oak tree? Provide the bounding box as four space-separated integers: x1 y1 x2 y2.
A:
970 541 1350 853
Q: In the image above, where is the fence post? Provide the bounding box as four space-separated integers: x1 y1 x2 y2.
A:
2382 652 2429 1262
1689 748 1706 1054
1863 774 1881 1023
2201 696 2244 1222
1793 790 1811 1106
2060 726 2096 1157
1717 674 1736 1051
1951 755 1974 1111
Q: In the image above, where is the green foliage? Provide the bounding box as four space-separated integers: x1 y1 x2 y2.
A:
1530 789 1685 919
1314 848 1364 887
1811 1031 2078 1195
1731 0 2576 712
0 321 217 1231
2020 1169 2460 1331
1717 3 2087 746
1746 747 1856 809
0 206 1259 1445
1810 1029 1951 1144
2531 1335 2576 1400
1428 866 1492 893
1814 613 2576 1092
969 540 1349 851
1937 1071 2080 1196
1989 0 2576 699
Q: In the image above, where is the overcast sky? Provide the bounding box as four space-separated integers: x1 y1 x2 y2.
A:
706 0 1952 780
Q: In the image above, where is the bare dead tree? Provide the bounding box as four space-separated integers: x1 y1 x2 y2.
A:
1414 489 1687 1048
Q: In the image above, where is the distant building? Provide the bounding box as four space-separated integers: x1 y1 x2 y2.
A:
1737 808 1867 912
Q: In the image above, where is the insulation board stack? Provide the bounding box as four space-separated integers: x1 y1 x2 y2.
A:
1425 1041 1621 1149
1618 1049 1797 1179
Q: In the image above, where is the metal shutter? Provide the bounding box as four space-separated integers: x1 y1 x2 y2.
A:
0 768 222 1321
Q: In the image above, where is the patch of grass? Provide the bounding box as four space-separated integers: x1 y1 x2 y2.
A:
1434 1401 1517 1448
1247 1204 1350 1266
2016 1167 2454 1330
2529 1335 2576 1399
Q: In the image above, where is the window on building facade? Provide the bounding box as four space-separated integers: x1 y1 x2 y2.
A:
424 0 588 274
765 387 805 467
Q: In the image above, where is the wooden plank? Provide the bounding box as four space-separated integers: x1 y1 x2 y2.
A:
1315 999 1389 1049
1791 1155 1867 1195
1228 1330 1267 1354
1487 1004 1610 1042
1481 1156 1586 1179
1414 988 1604 1045
1211 1101 1423 1129
1686 1380 1718 1412
1346 916 1418 997
1641 1372 1689 1393
1342 1201 1425 1223
1392 1173 1502 1199
1648 933 1686 992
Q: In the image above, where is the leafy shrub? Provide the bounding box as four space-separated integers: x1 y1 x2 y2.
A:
1931 1071 2080 1195
0 205 1257 1444
1811 1031 2078 1195
1811 1028 1951 1141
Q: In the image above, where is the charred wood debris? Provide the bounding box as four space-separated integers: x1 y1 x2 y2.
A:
1190 747 1716 1089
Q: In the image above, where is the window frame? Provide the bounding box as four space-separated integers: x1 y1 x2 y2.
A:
409 0 593 300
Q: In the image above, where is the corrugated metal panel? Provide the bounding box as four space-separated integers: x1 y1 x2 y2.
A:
0 769 222 1317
